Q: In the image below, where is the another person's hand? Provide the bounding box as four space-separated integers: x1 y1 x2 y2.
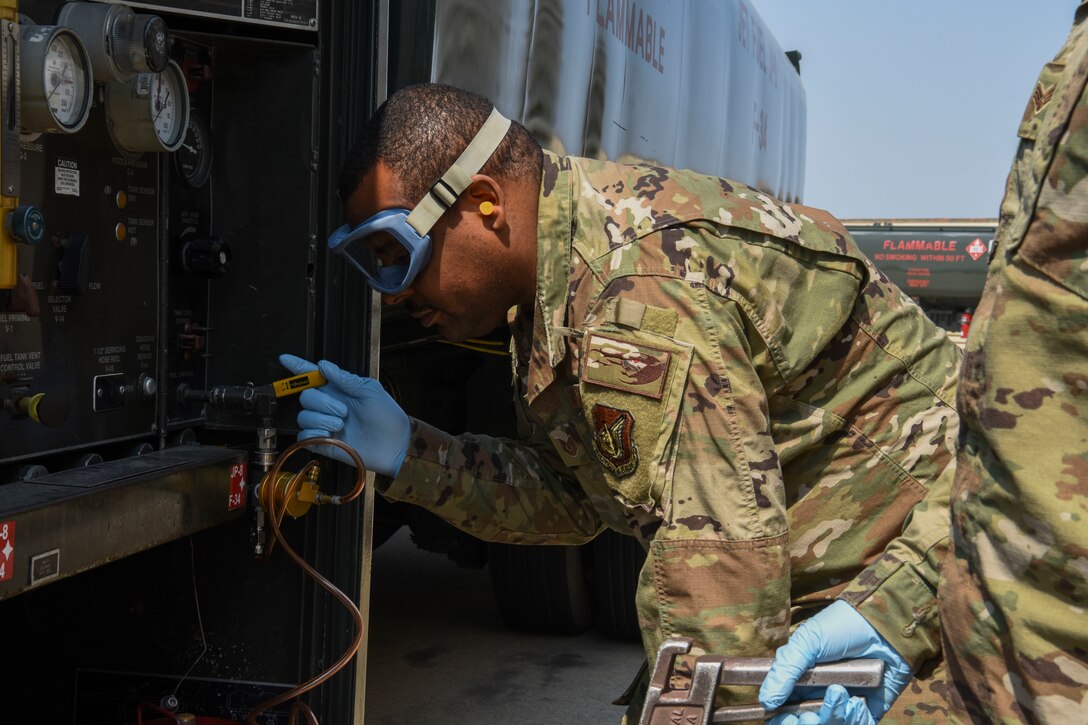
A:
765 685 874 725
279 354 410 477
759 600 913 724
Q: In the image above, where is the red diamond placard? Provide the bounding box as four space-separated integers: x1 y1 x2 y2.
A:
228 463 247 510
967 238 987 261
0 520 15 582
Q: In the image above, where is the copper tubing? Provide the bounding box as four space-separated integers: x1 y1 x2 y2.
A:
247 437 367 725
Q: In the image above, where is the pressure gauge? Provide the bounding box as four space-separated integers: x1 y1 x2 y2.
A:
19 25 93 133
175 110 213 188
105 60 190 154
57 2 171 83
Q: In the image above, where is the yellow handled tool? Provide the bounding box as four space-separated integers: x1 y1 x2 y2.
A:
271 370 327 398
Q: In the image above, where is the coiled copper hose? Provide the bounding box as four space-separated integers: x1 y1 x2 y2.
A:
246 437 367 725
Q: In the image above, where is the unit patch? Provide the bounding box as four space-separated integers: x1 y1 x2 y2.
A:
582 334 671 399
590 404 639 477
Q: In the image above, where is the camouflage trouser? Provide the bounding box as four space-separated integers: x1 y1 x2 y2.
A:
938 245 1088 723
935 4 1088 718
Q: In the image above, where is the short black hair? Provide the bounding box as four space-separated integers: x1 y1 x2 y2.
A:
338 83 542 203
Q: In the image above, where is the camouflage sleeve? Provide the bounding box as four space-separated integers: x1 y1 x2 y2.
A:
834 259 961 668
838 469 951 668
375 417 604 544
581 275 793 707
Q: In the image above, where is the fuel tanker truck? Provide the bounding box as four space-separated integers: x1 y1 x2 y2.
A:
845 219 996 342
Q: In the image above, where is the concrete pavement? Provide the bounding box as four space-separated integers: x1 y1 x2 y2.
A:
364 530 645 724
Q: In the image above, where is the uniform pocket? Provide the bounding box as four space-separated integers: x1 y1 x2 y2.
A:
578 326 692 509
635 535 791 706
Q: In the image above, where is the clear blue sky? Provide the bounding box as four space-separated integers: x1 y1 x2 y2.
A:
753 1 1078 219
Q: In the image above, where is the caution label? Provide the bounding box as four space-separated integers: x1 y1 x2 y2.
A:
55 158 80 196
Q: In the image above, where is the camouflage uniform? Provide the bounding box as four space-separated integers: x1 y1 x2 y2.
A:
938 4 1088 721
378 152 961 720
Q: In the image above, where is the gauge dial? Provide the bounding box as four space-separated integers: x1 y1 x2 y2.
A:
105 60 190 154
175 110 213 187
43 34 87 127
150 71 179 145
19 25 93 133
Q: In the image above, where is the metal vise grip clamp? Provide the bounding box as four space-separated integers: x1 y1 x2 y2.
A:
639 637 885 724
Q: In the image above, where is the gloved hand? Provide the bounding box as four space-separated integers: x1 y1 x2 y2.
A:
759 600 913 725
279 354 411 477
765 685 874 725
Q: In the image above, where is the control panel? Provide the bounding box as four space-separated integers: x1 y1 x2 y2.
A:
0 1 357 721
1 0 316 471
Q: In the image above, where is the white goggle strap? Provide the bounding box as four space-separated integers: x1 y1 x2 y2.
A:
405 107 512 236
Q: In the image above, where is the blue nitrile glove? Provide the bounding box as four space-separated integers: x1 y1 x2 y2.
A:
766 686 874 725
759 600 913 725
279 354 411 477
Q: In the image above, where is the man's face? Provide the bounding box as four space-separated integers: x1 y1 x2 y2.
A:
343 162 522 342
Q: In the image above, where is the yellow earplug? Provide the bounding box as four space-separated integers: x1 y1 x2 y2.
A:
479 201 494 216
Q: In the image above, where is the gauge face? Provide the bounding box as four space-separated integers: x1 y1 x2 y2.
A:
20 25 93 134
150 70 181 146
175 111 213 187
105 60 190 154
43 33 88 128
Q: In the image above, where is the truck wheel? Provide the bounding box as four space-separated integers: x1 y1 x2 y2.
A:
591 530 645 641
487 543 596 634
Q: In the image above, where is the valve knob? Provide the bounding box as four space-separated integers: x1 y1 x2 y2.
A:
181 236 231 278
8 391 71 428
124 14 171 74
57 232 90 295
6 205 44 245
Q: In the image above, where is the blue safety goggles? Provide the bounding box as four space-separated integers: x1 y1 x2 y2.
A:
327 209 431 295
328 108 512 295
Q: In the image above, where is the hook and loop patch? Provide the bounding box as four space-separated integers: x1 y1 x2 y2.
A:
590 403 639 478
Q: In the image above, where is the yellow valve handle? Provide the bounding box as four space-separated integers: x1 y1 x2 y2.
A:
0 0 20 289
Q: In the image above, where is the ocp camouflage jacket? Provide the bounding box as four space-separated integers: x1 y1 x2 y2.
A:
379 151 960 709
939 2 1088 721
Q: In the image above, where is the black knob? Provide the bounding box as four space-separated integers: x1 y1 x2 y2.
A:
57 232 90 295
181 236 231 278
135 15 171 73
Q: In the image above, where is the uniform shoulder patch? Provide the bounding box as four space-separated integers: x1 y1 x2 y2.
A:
590 403 639 478
547 423 591 467
582 333 671 399
1032 81 1055 115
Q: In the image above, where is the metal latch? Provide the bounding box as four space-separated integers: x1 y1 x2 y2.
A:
640 637 885 724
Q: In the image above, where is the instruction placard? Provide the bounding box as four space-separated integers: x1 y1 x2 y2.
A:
55 158 80 196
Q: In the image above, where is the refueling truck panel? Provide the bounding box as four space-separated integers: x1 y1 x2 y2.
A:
0 1 807 722
846 219 995 332
0 1 365 722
